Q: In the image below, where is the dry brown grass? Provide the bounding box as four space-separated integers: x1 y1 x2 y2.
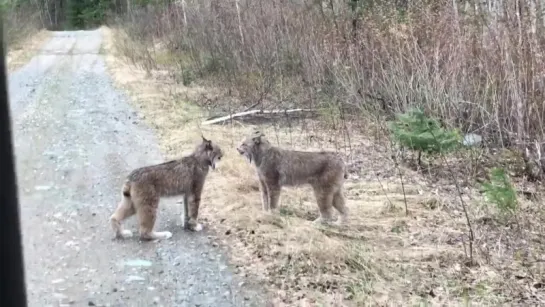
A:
102 26 545 306
6 29 51 72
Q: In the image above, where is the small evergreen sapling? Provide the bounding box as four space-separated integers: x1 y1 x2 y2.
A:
389 108 461 166
481 167 518 217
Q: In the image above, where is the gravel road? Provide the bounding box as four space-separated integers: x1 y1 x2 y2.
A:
8 30 265 307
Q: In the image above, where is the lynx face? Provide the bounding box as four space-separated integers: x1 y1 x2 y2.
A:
236 134 260 164
201 136 223 170
209 146 223 170
207 143 223 170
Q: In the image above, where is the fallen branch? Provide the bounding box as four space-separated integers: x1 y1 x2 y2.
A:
201 108 315 125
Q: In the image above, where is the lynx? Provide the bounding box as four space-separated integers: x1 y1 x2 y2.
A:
236 130 348 225
110 136 223 240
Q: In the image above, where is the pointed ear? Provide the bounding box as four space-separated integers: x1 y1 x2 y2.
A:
201 135 212 150
252 134 261 145
250 130 264 145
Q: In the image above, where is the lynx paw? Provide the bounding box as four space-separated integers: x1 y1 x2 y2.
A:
193 223 203 232
120 229 134 238
312 216 331 225
157 231 173 239
335 216 348 226
114 229 133 239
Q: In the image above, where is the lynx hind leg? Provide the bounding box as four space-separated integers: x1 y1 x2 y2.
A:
136 197 172 241
110 196 136 239
332 188 348 225
312 186 335 225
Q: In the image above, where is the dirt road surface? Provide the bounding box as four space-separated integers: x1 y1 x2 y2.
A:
9 30 265 307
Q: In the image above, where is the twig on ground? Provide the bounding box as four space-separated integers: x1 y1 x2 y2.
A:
429 130 475 265
392 146 409 216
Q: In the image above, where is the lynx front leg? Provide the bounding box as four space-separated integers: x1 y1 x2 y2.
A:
179 194 190 230
258 177 270 211
187 183 204 232
186 194 203 231
267 183 282 212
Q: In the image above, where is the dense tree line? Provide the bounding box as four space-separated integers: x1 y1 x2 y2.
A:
1 0 178 31
38 0 126 29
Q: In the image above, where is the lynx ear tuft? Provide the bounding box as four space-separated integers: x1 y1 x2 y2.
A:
201 135 212 150
251 130 264 137
252 135 261 145
250 130 264 145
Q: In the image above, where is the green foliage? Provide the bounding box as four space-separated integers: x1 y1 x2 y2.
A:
389 108 461 156
0 0 11 13
202 56 226 75
66 0 112 29
481 167 518 215
181 68 195 86
1 0 41 44
0 0 25 10
0 0 35 15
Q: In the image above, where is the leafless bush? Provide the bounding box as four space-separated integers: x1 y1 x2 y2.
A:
113 0 545 149
3 1 43 46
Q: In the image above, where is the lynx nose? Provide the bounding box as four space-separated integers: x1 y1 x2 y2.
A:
236 147 244 155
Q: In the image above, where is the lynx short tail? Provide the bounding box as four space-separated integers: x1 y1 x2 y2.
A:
122 181 131 197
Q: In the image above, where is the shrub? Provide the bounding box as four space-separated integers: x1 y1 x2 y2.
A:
481 167 518 218
389 108 461 165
